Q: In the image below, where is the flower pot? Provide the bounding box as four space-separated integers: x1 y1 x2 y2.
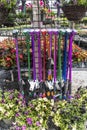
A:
43 19 54 25
3 118 13 125
62 5 87 22
47 116 61 130
0 6 9 26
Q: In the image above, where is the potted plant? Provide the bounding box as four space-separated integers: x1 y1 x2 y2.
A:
0 0 16 26
0 90 26 126
41 8 55 25
52 87 87 130
62 0 87 22
15 98 54 129
0 89 54 129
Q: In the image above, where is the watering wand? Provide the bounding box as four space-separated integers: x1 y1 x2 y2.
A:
13 30 23 94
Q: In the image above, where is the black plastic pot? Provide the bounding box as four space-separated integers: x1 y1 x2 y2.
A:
47 116 61 130
0 5 10 26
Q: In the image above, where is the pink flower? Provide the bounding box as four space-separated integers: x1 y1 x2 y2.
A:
26 118 32 125
39 0 44 7
36 121 41 126
18 93 23 99
22 125 26 130
29 103 34 108
26 3 32 8
48 9 51 13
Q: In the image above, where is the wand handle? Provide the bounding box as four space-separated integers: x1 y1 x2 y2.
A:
25 33 31 80
13 31 21 81
57 32 62 81
69 32 73 82
62 32 68 81
48 31 53 80
54 32 57 83
31 32 36 81
42 31 46 81
37 32 42 81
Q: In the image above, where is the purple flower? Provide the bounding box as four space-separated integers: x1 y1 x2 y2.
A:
29 104 34 108
26 118 32 125
8 90 14 93
18 93 23 99
1 99 5 103
22 100 26 106
22 125 26 130
39 93 42 98
16 126 20 130
36 121 41 126
9 94 13 100
24 111 28 115
16 113 20 117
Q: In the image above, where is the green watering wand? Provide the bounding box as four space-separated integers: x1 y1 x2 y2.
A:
23 29 31 80
57 30 65 99
57 31 63 85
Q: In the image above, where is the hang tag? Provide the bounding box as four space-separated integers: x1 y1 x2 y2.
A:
35 80 39 89
21 80 25 85
51 58 54 65
29 81 36 91
47 81 53 90
55 81 60 90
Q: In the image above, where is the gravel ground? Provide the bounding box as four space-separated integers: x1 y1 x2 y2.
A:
72 69 87 94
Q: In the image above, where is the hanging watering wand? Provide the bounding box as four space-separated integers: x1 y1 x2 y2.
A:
23 29 31 81
62 31 69 99
13 30 23 94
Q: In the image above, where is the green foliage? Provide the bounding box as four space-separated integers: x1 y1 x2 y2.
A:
0 0 16 9
62 0 87 6
0 90 54 129
0 90 23 120
15 98 54 129
52 87 87 130
77 0 87 6
1 87 87 129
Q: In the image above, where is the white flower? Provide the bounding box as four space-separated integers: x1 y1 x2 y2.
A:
40 118 43 124
50 111 54 116
41 128 45 130
51 99 54 106
43 97 48 102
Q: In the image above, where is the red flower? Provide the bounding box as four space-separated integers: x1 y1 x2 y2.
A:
11 48 16 53
6 63 11 67
19 54 23 59
6 57 11 61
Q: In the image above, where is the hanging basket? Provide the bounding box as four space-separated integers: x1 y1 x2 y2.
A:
0 5 10 25
62 5 87 22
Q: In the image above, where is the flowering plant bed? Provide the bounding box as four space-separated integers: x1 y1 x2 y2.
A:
0 38 27 69
0 90 54 130
0 87 87 129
